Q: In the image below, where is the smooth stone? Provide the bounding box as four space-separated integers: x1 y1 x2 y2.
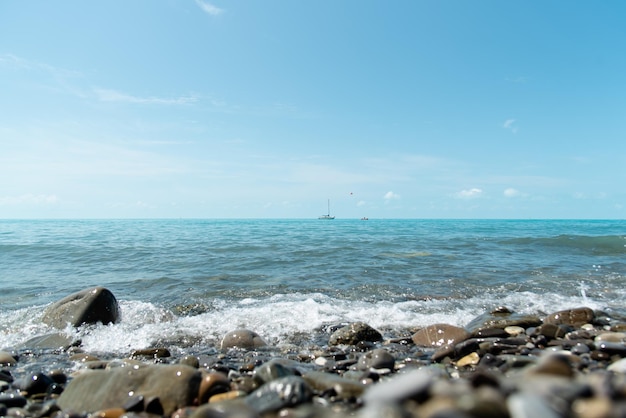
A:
544 307 594 327
254 359 298 384
571 396 612 418
198 372 231 404
16 332 75 350
328 322 383 346
608 358 626 373
90 408 126 418
357 348 395 371
302 371 366 400
179 355 200 369
507 392 561 418
527 352 573 378
362 366 444 405
472 327 509 338
0 392 27 408
411 324 470 347
570 342 591 355
245 375 312 414
505 326 525 336
13 372 55 396
465 311 542 334
597 342 626 356
42 286 121 328
595 332 626 343
0 351 17 366
209 390 247 403
220 329 267 350
56 364 201 415
537 323 571 339
130 348 171 359
190 400 258 418
0 370 14 383
69 353 101 363
456 352 480 368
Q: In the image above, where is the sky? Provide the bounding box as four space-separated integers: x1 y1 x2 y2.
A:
1 1 625 219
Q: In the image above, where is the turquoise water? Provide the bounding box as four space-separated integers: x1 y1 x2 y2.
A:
1 219 625 354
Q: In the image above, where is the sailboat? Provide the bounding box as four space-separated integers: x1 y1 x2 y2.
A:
318 199 335 220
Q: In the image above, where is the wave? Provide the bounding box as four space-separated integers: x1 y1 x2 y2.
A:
502 234 626 256
3 287 623 357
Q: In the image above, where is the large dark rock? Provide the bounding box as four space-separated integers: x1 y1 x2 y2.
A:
56 364 201 415
42 286 120 328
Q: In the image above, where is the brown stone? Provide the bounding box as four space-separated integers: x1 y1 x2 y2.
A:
220 329 267 350
544 307 594 327
198 372 230 404
411 324 470 347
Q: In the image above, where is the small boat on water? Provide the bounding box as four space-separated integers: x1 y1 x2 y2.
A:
318 199 335 220
361 217 368 220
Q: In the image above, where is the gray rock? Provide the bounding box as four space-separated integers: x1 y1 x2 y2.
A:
302 371 367 399
245 375 312 414
56 364 201 415
254 359 298 384
16 332 76 350
189 400 259 418
465 311 542 334
42 286 120 328
507 392 561 418
329 322 383 346
362 366 444 405
357 348 395 371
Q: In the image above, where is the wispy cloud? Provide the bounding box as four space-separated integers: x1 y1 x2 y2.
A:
0 194 59 206
93 88 198 105
503 118 518 134
0 53 82 81
455 188 483 199
195 0 224 16
503 187 528 198
384 191 400 200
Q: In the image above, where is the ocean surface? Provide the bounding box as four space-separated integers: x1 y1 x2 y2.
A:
1 219 625 357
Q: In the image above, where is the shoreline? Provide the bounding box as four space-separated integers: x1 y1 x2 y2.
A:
2 298 626 417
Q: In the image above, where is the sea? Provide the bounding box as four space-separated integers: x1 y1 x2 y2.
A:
1 218 625 358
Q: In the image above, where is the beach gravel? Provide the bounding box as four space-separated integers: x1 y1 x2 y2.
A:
3 288 626 417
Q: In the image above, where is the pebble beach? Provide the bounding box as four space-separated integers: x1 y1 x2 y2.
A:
2 286 626 418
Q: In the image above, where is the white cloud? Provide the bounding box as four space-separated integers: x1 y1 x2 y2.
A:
455 188 483 199
93 88 197 105
384 191 400 200
503 119 518 134
195 0 224 16
504 188 521 197
0 194 59 206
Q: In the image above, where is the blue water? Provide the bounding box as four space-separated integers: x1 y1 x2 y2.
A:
1 219 625 354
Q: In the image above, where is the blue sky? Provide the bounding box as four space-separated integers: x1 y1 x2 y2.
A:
1 1 625 219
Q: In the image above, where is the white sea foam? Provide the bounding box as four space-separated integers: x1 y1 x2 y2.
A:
1 286 619 357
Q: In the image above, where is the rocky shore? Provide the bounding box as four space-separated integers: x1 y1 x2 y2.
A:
2 286 626 417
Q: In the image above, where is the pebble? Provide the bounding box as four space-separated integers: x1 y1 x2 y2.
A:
4 305 626 418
